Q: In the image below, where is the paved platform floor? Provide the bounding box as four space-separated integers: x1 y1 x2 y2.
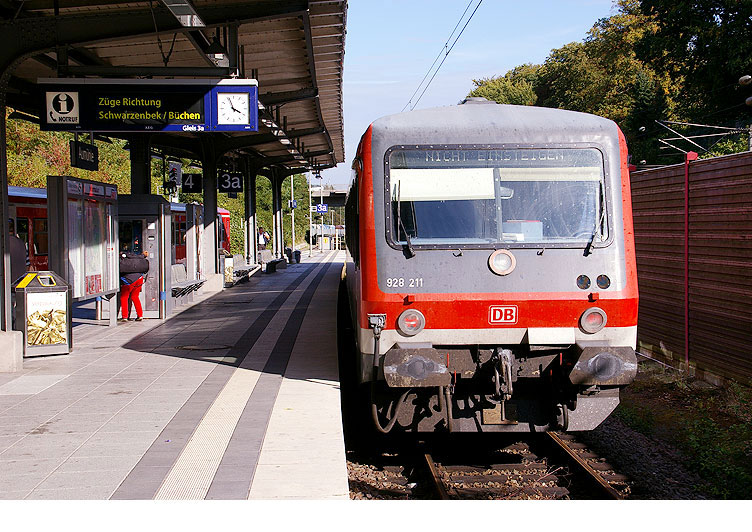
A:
0 251 349 500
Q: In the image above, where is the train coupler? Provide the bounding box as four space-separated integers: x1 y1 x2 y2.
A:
492 348 515 400
483 349 518 425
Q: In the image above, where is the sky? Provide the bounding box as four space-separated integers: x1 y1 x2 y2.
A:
320 0 619 187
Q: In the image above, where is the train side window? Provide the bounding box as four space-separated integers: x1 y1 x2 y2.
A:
16 218 29 247
33 218 48 255
345 177 360 266
216 215 227 245
172 218 186 245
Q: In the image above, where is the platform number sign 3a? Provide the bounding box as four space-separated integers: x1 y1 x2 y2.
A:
218 171 243 193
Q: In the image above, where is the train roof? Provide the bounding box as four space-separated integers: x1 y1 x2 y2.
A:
8 189 229 217
370 99 620 145
170 202 229 215
9 185 47 199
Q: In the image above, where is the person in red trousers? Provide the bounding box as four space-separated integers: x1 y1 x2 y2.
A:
119 250 149 322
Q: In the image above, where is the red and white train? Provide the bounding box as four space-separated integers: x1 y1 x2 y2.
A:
8 185 231 272
341 98 639 433
170 202 231 263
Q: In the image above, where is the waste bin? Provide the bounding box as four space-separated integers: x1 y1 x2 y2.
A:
14 271 72 357
220 249 233 287
293 250 301 263
284 247 293 263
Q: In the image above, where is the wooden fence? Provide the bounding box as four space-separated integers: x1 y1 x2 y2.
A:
631 151 752 384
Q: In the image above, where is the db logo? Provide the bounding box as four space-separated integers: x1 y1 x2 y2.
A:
489 305 518 324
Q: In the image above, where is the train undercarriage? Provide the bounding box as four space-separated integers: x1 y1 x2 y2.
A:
354 313 637 433
337 285 637 435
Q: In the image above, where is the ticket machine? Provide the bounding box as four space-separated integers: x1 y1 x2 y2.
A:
116 195 172 319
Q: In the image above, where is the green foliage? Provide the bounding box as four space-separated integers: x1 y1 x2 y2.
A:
177 174 313 255
682 416 752 499
469 72 538 106
700 136 749 159
636 0 752 123
614 402 656 434
5 109 314 256
619 360 752 499
468 0 752 165
253 174 312 252
6 109 132 191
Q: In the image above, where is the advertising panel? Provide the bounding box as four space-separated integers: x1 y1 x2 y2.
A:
48 176 119 301
25 291 68 347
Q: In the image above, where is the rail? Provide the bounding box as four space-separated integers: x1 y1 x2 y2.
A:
546 431 624 500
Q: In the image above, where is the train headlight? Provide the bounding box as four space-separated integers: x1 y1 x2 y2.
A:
397 309 426 336
579 307 607 334
488 249 516 276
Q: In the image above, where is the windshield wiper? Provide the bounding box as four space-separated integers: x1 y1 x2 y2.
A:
396 182 415 258
584 226 598 256
584 184 606 257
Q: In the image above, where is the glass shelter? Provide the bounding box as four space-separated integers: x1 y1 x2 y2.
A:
47 176 119 322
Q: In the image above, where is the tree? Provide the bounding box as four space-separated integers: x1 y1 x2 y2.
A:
636 0 752 124
468 72 538 105
6 109 132 191
467 0 693 164
6 109 310 254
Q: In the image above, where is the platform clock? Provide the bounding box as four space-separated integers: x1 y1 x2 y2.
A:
217 92 250 125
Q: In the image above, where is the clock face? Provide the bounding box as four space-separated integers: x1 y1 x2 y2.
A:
217 92 250 125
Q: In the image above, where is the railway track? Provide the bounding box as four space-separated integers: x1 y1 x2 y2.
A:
348 433 632 500
417 440 569 500
545 431 629 499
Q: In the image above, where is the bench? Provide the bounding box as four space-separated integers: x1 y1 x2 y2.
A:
260 249 286 274
171 263 205 303
223 254 260 287
233 254 257 280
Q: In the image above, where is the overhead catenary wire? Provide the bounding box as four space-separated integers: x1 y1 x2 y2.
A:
401 0 475 112
402 0 484 112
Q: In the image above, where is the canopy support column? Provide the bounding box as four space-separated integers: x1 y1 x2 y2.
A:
0 55 24 371
270 168 284 258
201 138 218 275
128 135 152 195
244 158 261 265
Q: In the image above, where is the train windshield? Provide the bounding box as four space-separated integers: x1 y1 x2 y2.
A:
388 148 607 247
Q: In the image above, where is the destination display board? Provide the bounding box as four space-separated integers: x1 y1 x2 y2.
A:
39 78 258 133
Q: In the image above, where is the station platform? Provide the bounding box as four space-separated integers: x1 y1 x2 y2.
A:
0 251 349 500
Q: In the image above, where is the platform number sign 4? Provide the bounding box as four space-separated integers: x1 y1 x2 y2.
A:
182 173 203 193
218 171 243 193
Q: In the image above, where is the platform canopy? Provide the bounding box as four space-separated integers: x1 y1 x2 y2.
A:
1 0 346 171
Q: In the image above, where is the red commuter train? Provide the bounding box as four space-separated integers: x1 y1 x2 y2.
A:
8 186 231 272
341 98 639 433
170 202 231 263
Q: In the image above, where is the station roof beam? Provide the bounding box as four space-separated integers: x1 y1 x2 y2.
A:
2 0 346 172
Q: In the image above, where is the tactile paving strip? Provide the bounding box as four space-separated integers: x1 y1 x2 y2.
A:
110 262 320 499
153 257 334 499
153 366 261 499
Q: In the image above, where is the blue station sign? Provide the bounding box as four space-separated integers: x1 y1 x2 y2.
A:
39 78 258 133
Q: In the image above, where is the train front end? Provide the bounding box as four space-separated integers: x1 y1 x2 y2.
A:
347 100 638 433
